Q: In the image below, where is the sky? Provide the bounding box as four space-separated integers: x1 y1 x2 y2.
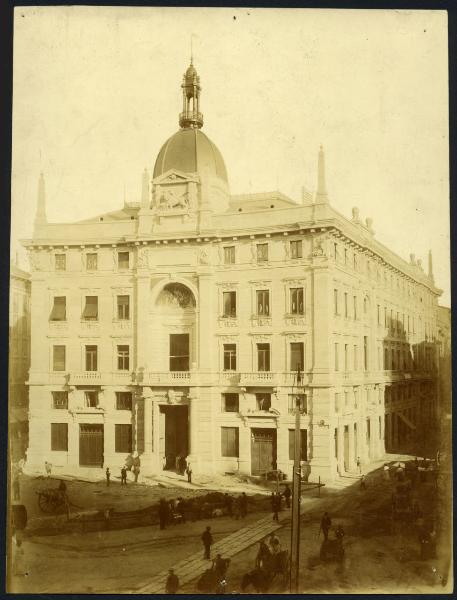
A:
11 7 450 304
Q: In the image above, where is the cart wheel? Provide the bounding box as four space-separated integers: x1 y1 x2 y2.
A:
38 493 55 513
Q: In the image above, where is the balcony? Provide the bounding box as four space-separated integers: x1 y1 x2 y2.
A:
70 371 102 385
142 371 196 386
240 372 278 386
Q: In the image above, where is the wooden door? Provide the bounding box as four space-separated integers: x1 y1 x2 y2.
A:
79 424 104 467
251 429 276 476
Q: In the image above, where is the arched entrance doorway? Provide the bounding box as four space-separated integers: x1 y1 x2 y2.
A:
153 282 197 471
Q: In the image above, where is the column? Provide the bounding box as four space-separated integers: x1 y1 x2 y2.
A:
135 275 150 372
197 273 215 372
238 421 251 475
309 387 335 481
337 424 344 474
142 397 154 472
348 421 355 471
188 392 200 470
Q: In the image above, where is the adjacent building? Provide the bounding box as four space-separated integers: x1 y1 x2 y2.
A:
9 263 31 461
23 61 442 480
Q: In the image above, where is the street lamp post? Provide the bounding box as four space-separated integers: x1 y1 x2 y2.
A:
289 366 303 593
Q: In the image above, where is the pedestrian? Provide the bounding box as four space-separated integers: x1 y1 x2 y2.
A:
320 512 332 540
356 456 362 474
201 525 213 559
121 466 127 485
12 476 20 501
158 498 168 530
240 492 248 518
133 465 140 483
224 493 233 517
213 553 230 579
268 532 281 554
283 484 291 508
360 475 367 490
383 463 390 481
271 492 279 522
176 497 186 523
45 461 52 477
186 463 192 483
106 467 111 487
165 568 179 593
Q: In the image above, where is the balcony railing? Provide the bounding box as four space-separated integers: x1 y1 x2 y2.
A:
240 372 278 386
142 371 195 386
70 372 102 384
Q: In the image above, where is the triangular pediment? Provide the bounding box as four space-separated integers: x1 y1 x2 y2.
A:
152 169 199 185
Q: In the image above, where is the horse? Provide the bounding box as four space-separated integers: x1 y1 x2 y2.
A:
244 546 290 591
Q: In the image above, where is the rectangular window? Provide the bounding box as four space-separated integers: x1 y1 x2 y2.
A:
384 347 388 370
257 343 270 371
256 393 271 411
334 289 339 315
51 423 68 451
53 345 66 371
85 345 98 371
84 391 99 408
117 345 130 371
83 296 98 320
221 427 239 457
288 429 307 461
290 342 304 371
115 424 132 453
169 333 189 371
116 392 132 410
223 291 236 317
288 394 307 414
55 254 66 271
353 296 357 320
224 246 235 264
50 296 66 321
52 391 68 409
334 343 339 371
117 295 130 320
256 290 270 316
290 240 302 259
118 251 130 270
222 393 239 412
363 336 368 371
344 344 349 371
344 293 348 318
290 288 304 314
223 344 237 371
256 243 268 262
86 253 98 271
353 345 358 370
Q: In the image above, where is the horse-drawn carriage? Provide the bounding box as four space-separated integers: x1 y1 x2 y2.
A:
241 545 290 592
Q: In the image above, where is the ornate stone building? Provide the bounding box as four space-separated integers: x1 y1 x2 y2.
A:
23 61 442 480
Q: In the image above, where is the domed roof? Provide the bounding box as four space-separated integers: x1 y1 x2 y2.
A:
153 128 228 183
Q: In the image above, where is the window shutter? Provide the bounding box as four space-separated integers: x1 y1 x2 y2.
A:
83 296 98 319
50 297 66 321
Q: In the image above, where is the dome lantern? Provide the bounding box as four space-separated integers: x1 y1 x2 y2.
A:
179 59 203 129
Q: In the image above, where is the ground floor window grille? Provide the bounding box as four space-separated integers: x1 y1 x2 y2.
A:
221 427 239 457
51 423 68 451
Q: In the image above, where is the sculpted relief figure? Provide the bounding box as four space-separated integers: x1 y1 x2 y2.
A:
137 247 150 269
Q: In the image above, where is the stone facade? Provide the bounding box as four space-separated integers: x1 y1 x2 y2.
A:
22 63 442 480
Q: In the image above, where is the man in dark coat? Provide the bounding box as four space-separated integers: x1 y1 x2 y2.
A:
271 492 280 522
201 525 213 559
165 569 179 593
224 493 233 517
239 492 248 518
159 499 168 530
121 466 127 485
283 484 291 508
105 467 111 487
320 512 332 540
